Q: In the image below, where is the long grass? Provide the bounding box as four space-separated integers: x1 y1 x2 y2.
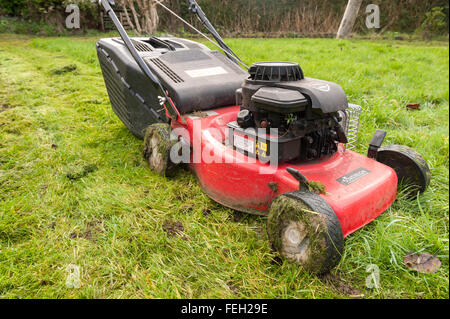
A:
0 34 448 298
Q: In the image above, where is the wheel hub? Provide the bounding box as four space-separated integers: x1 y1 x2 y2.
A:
282 222 310 260
286 226 301 245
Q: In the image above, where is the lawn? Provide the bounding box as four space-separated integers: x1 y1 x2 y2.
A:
0 33 448 299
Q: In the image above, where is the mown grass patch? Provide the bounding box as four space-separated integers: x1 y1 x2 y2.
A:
0 34 448 298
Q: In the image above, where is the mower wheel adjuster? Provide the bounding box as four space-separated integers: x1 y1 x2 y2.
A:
367 129 387 159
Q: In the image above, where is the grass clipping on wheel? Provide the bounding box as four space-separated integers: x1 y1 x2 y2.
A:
143 123 177 177
267 195 329 273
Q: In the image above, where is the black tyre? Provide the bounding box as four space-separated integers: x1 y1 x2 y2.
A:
267 191 344 274
143 123 177 177
377 144 431 197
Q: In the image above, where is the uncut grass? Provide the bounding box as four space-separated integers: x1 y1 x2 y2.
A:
0 34 448 298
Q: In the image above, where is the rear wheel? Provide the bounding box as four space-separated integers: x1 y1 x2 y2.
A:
376 144 431 197
143 123 177 177
267 191 344 274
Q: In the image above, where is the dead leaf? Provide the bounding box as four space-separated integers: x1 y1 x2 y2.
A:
406 104 420 110
403 252 441 273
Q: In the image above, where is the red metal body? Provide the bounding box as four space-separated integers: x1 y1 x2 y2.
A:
172 105 398 238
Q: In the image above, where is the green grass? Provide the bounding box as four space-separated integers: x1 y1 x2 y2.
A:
0 33 448 299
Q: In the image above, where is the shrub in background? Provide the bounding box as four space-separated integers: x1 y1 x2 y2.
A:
417 6 449 39
0 0 98 33
0 0 449 37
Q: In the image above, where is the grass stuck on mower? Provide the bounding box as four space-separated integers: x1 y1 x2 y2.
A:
97 0 431 274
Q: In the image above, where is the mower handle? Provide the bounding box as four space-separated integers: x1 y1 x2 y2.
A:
99 0 179 122
185 0 245 66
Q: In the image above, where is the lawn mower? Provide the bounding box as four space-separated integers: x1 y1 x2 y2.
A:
96 0 431 273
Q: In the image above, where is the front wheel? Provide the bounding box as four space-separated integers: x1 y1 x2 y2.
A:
376 144 431 197
143 123 177 177
267 191 344 274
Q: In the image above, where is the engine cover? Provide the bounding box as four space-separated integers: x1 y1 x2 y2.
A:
230 62 349 163
277 77 348 113
241 62 348 115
